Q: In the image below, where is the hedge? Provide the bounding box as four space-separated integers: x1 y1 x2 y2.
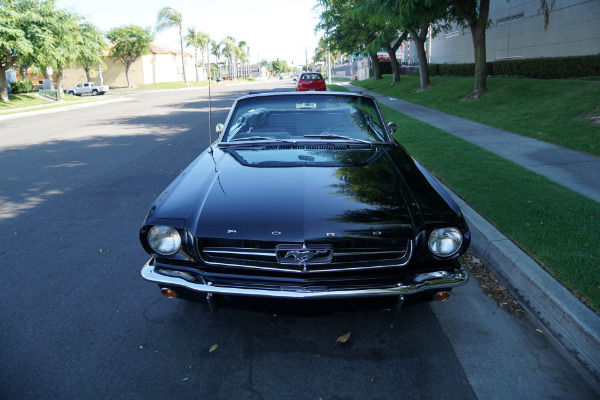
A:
10 80 33 94
429 54 600 79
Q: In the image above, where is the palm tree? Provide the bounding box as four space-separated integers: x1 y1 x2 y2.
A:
220 37 236 79
185 27 210 81
210 40 222 79
238 40 248 79
156 7 187 83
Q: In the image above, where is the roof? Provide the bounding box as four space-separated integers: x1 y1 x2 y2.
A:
149 43 193 57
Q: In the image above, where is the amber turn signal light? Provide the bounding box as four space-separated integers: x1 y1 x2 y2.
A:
434 292 450 302
160 288 178 299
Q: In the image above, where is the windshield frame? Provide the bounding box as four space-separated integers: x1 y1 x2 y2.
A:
217 92 394 146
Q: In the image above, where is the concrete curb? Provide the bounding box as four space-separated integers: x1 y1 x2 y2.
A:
445 188 600 392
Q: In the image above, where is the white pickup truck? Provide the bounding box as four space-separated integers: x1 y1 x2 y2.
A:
65 82 109 96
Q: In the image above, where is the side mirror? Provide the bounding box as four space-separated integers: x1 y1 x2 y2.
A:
216 123 224 135
388 121 397 134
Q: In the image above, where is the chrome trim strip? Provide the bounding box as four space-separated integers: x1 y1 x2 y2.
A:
333 250 407 256
199 240 414 272
192 261 407 273
141 258 469 299
203 249 275 257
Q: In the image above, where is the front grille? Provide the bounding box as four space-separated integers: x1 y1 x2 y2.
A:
197 238 412 273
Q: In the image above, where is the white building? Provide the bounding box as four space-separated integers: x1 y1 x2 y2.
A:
430 0 600 64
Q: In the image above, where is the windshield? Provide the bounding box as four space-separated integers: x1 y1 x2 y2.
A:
221 94 389 144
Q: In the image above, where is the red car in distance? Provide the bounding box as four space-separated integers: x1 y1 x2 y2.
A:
295 72 326 91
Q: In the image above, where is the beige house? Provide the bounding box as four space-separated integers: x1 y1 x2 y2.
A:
62 42 201 88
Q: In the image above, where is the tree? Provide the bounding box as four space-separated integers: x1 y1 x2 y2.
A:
271 59 291 75
445 0 490 99
210 40 222 78
316 0 382 81
238 40 247 79
38 7 81 96
314 37 343 79
448 0 555 99
78 22 106 83
156 7 186 83
0 0 55 101
220 36 240 79
106 25 153 88
185 27 210 81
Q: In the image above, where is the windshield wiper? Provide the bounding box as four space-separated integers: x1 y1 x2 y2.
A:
303 134 374 145
220 136 296 146
230 136 279 142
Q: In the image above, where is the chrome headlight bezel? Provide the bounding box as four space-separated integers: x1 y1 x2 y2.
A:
428 227 463 258
147 225 182 256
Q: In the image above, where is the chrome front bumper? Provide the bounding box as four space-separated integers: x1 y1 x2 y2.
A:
141 259 469 299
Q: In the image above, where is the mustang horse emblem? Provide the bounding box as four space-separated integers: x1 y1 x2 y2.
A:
284 249 329 263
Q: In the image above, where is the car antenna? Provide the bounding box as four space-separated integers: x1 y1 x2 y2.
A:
208 53 213 149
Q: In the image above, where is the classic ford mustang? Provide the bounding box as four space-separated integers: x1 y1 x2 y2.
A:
139 92 470 314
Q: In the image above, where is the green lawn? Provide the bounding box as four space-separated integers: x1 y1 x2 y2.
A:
354 75 600 156
336 79 599 311
0 92 100 114
381 105 599 312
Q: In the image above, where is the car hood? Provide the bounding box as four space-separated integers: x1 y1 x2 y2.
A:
176 147 417 242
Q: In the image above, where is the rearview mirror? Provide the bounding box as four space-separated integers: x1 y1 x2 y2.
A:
216 123 224 134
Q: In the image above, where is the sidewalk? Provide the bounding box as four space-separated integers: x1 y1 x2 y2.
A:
342 82 600 391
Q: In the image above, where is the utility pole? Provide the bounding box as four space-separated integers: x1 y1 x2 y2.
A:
305 48 308 72
327 47 332 84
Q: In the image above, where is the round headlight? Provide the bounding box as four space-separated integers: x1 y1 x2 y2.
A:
147 225 182 255
428 227 463 257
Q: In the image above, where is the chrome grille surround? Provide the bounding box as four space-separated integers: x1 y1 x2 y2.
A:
197 238 413 273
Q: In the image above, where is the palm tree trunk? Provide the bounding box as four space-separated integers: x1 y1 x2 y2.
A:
194 47 199 82
179 26 187 84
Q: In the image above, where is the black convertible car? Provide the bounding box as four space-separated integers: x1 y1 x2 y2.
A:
140 91 470 314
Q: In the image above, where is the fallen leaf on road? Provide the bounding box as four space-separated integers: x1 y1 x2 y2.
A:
336 332 351 344
209 344 218 352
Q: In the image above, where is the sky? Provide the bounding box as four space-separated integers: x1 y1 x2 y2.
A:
55 0 323 67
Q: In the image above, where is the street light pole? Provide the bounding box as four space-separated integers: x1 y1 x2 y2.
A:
327 45 332 84
305 48 308 72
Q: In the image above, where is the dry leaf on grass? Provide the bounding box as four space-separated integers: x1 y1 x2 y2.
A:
336 332 351 344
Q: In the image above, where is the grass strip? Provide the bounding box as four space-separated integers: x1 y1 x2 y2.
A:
354 75 600 156
380 104 599 312
327 84 348 92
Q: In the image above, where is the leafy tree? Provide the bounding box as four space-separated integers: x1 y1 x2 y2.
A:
156 7 186 83
238 40 248 79
40 7 81 95
185 27 210 81
314 36 344 79
78 22 106 83
444 0 490 99
210 39 223 78
448 0 555 99
400 0 450 90
0 0 55 101
352 0 405 83
271 59 291 75
220 36 241 79
316 0 382 80
106 25 153 88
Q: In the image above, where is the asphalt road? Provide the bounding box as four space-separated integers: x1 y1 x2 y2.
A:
0 80 596 399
